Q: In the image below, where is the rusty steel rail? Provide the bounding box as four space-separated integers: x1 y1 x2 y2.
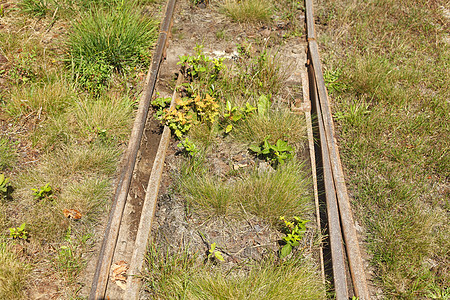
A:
304 0 370 299
89 0 177 299
123 73 184 300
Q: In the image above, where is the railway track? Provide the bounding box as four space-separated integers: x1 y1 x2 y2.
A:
88 0 370 299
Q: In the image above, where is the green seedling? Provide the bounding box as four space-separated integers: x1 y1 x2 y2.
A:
279 216 309 258
223 101 256 133
207 242 224 262
9 223 28 240
177 45 225 82
177 137 199 157
249 136 294 166
31 183 52 200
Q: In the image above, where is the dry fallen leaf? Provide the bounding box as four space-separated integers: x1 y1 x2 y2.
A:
111 261 128 290
63 209 82 220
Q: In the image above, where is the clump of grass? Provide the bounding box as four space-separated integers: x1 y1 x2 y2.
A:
0 240 29 300
222 0 273 23
0 138 17 170
6 79 76 118
219 49 288 104
18 0 49 17
67 4 158 93
71 95 135 142
180 160 312 223
233 109 307 149
144 245 325 299
32 93 134 149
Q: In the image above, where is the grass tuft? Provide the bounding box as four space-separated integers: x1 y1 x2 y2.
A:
144 245 325 299
6 79 76 118
0 240 29 300
233 108 307 149
67 5 158 93
222 0 273 23
180 160 312 223
0 138 17 170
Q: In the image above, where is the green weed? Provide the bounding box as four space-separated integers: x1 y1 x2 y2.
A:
249 136 294 166
279 216 309 258
0 174 11 200
207 242 224 262
31 183 52 200
177 137 199 157
221 100 256 133
9 223 28 240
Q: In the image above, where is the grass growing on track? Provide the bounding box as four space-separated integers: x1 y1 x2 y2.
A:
179 159 312 223
316 0 449 298
144 246 325 300
222 0 273 23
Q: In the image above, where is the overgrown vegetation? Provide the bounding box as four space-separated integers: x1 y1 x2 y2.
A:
317 0 449 298
146 40 323 298
0 0 158 297
144 246 325 299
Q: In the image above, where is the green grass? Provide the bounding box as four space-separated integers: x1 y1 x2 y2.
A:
316 0 450 297
217 49 288 105
67 4 158 93
6 79 76 118
143 245 325 299
0 240 29 300
14 143 118 242
179 159 312 224
232 109 307 149
222 0 273 23
0 138 17 170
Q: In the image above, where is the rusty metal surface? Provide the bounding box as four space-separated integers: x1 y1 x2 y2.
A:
123 73 183 300
310 41 369 298
309 40 370 300
308 57 349 300
88 0 177 299
304 0 371 298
